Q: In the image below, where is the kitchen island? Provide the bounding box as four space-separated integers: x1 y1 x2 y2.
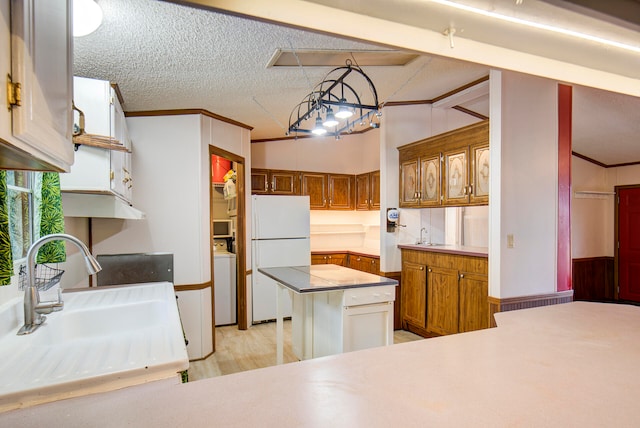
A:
2 301 640 426
259 264 397 362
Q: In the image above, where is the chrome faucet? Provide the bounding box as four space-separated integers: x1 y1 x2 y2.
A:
417 227 428 244
17 233 102 335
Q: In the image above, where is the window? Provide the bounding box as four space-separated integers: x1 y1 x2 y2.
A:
6 171 35 261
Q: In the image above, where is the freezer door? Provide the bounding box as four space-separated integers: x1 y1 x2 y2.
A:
252 195 310 239
251 238 310 323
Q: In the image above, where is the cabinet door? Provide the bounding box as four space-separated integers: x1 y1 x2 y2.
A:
355 173 370 210
251 169 270 194
328 174 354 210
469 143 490 205
442 148 469 206
311 254 328 265
326 253 348 266
427 266 459 335
4 0 73 171
270 170 300 195
419 155 441 207
301 172 328 209
349 255 379 274
370 170 380 210
458 272 489 333
401 261 427 329
399 159 420 207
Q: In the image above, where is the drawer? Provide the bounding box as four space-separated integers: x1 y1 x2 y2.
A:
343 285 395 306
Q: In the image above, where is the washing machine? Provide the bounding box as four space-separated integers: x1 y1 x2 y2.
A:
213 245 237 326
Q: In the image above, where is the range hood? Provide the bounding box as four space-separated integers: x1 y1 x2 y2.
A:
62 192 146 219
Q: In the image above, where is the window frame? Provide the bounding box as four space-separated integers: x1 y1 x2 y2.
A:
6 171 37 265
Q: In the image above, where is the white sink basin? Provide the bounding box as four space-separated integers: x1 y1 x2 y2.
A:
0 282 189 412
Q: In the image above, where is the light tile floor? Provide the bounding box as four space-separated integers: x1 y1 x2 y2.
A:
187 321 423 382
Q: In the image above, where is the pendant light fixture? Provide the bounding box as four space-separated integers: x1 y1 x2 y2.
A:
287 60 380 138
311 113 328 135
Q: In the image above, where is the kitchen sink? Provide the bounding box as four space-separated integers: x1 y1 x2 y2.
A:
0 282 188 412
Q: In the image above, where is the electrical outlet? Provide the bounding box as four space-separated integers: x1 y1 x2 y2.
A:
507 234 515 248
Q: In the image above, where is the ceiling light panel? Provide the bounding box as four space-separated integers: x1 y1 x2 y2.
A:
267 49 420 67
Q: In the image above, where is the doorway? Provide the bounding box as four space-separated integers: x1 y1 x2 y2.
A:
616 185 640 302
209 146 247 354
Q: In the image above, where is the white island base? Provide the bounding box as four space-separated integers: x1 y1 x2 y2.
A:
262 264 397 363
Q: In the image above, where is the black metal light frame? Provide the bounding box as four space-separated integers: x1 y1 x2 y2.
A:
287 60 380 138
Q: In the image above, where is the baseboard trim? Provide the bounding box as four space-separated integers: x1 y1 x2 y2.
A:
488 290 574 328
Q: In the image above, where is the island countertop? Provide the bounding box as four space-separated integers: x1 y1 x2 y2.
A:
3 302 640 427
259 264 397 293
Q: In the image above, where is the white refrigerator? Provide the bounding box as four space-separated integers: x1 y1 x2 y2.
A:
251 195 310 323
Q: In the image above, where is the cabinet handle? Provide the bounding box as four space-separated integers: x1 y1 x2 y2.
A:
328 256 332 259
460 274 465 278
264 179 268 190
371 260 375 264
72 102 84 136
271 181 275 190
468 184 473 194
420 267 424 271
428 268 432 272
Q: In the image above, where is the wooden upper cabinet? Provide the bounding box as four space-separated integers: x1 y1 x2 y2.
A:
419 155 441 207
251 169 300 195
301 172 328 209
251 169 270 194
398 121 489 208
442 147 469 206
328 174 354 210
469 142 490 205
271 170 300 195
356 170 380 211
370 170 380 209
253 168 378 211
400 159 420 207
355 173 370 210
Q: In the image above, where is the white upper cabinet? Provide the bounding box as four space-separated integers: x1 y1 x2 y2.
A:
0 0 74 171
60 76 133 203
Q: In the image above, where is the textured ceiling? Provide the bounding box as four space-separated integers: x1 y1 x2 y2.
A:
73 0 640 165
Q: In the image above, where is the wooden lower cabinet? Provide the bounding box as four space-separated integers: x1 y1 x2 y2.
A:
311 253 348 266
348 254 379 274
401 261 427 331
401 249 488 337
458 272 489 332
426 266 459 336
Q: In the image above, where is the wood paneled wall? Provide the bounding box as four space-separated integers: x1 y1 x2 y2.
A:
572 257 615 301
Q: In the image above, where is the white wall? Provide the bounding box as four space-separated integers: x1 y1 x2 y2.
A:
90 115 208 284
572 158 640 259
77 114 251 286
572 156 612 258
252 129 380 174
490 71 559 298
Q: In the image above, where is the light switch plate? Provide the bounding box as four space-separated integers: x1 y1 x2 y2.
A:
507 234 515 248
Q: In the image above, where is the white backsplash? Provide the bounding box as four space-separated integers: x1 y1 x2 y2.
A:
310 210 380 251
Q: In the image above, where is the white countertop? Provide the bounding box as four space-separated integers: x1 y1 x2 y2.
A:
259 264 397 293
2 302 640 426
